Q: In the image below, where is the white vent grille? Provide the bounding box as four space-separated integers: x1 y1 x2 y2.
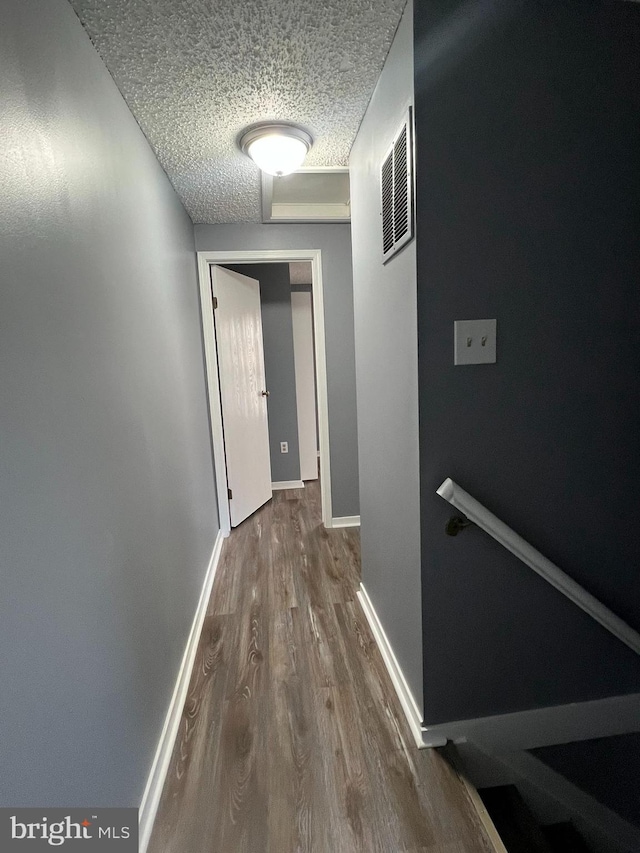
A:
381 151 394 254
381 109 414 263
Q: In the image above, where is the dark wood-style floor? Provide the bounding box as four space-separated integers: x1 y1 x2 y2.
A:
149 481 494 853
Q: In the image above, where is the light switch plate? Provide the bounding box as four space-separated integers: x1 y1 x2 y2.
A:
454 319 497 365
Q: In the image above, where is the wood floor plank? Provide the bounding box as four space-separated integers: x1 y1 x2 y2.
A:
150 613 233 853
148 481 494 853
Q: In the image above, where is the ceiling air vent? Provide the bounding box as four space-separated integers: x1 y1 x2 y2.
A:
381 109 414 263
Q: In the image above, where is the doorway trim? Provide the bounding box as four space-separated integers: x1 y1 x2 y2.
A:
197 249 332 535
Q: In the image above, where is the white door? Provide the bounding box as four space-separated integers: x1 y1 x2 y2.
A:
211 266 272 527
291 291 318 481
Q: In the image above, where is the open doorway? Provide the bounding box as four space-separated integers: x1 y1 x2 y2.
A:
219 261 317 497
197 249 332 535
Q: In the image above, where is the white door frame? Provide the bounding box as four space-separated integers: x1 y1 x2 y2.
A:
291 290 318 482
197 249 332 536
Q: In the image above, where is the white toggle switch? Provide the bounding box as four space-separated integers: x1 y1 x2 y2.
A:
454 319 497 365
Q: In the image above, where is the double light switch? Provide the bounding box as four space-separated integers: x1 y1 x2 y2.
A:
454 319 497 365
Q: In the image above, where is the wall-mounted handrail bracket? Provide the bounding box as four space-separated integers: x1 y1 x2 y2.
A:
445 515 473 536
436 477 640 656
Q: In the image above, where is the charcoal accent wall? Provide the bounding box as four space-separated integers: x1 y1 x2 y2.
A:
414 0 640 723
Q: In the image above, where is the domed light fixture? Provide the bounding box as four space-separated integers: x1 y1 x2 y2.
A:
239 123 313 177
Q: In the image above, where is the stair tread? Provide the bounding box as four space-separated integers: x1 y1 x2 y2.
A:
542 822 591 853
479 785 554 853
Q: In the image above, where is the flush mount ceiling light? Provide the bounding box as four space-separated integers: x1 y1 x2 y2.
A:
240 123 313 177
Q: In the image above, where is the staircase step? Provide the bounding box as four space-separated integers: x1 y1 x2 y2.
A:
479 785 554 853
542 822 591 852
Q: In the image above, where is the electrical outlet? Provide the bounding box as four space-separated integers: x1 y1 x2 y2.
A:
454 319 497 365
280 441 289 454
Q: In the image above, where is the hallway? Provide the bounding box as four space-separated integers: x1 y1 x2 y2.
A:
148 482 493 853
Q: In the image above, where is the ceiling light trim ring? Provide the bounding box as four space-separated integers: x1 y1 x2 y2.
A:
239 123 313 155
239 122 313 177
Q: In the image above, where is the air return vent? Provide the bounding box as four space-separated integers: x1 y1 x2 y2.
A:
381 109 414 263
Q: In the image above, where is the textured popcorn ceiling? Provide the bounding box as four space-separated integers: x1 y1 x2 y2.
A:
69 0 407 223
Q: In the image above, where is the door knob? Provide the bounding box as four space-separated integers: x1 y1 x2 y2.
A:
261 390 270 397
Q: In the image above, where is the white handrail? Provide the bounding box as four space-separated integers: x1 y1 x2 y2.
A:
437 478 640 656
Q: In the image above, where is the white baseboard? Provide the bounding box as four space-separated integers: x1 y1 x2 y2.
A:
331 515 361 528
454 741 640 853
510 750 640 853
138 530 225 853
272 480 305 490
421 691 640 753
356 584 440 749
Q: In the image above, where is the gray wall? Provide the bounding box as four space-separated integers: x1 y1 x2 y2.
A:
195 224 359 519
349 2 423 706
414 0 640 723
0 0 218 807
225 264 301 482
